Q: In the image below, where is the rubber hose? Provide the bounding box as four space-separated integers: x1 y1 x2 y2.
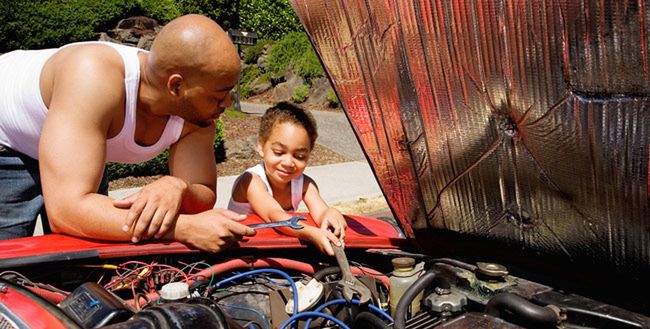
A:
484 293 560 327
352 311 389 329
313 266 341 281
393 269 449 329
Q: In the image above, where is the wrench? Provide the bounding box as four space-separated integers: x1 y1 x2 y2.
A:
332 244 371 304
248 215 306 230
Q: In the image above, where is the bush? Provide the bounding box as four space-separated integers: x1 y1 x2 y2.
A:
292 84 310 103
326 89 340 108
107 119 225 180
267 32 323 83
0 0 131 52
239 0 303 41
242 39 268 64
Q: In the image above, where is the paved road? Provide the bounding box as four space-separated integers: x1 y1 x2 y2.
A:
240 102 366 161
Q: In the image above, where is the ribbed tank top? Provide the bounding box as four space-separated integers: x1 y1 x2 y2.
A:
227 163 304 213
0 41 184 163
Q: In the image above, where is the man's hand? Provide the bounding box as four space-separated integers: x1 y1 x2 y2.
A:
113 176 188 242
319 208 347 243
174 209 256 253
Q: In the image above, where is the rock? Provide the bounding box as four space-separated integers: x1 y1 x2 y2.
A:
104 16 160 49
305 77 332 106
271 71 305 103
250 78 272 95
225 137 257 160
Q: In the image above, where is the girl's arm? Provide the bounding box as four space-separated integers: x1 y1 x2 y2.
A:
302 176 348 242
243 174 340 255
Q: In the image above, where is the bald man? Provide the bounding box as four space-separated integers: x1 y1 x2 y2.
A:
0 14 256 252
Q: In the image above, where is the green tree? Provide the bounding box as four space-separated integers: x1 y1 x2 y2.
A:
239 0 302 41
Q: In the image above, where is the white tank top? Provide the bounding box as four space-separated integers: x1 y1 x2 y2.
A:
228 163 304 214
0 41 184 163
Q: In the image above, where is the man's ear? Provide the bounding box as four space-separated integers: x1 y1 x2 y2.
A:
167 73 183 96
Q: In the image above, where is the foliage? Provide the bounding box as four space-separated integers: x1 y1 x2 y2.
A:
242 39 268 64
296 48 324 84
326 89 340 108
0 0 299 52
0 0 131 52
107 119 225 180
240 65 262 86
239 0 302 41
267 32 323 83
292 84 310 103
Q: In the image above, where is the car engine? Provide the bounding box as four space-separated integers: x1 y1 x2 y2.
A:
1 248 648 329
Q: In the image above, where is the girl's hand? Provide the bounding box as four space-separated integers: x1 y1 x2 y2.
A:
319 208 347 243
301 226 340 256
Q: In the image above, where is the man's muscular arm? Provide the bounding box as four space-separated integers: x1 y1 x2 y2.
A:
115 123 219 241
39 45 253 249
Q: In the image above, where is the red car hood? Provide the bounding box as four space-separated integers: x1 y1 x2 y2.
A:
290 0 649 281
0 214 404 267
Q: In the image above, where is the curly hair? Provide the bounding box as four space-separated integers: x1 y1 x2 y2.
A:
258 102 318 148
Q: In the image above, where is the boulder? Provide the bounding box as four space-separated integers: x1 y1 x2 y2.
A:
271 71 305 103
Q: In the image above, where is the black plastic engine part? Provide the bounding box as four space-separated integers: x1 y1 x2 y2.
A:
351 311 389 329
99 301 240 329
393 269 450 329
484 293 560 328
59 282 133 329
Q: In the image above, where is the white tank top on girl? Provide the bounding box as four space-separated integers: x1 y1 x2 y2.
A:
227 163 304 214
0 41 184 163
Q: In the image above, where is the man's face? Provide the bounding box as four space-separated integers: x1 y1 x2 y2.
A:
177 70 238 127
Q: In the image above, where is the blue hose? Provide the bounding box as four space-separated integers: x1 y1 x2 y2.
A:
304 298 393 328
280 311 351 329
214 269 299 324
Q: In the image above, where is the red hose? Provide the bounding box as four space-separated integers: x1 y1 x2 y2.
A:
126 257 389 307
26 286 67 304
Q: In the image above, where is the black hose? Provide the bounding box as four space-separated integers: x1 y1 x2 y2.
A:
484 293 560 327
351 311 389 329
313 266 341 281
393 269 449 329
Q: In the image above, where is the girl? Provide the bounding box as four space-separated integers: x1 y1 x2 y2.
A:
228 102 347 256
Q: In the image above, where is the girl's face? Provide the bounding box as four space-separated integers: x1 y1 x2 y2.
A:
258 122 312 185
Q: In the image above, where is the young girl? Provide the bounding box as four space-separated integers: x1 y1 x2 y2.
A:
228 102 347 256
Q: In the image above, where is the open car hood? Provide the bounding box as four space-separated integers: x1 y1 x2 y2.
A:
290 0 649 281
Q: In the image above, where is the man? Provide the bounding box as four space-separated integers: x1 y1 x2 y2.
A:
0 14 256 252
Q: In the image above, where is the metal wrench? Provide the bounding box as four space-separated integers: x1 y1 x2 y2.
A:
332 244 371 304
248 215 306 230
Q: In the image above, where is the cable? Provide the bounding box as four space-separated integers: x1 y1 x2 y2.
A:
213 268 299 319
304 298 393 328
394 269 449 329
280 311 350 329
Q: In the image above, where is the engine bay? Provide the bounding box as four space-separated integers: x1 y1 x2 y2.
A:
1 247 649 329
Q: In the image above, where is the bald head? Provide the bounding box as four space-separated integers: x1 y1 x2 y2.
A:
148 14 240 85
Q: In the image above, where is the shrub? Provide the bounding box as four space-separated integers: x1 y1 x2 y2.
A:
292 84 310 103
0 0 132 52
326 89 340 108
239 0 302 41
107 119 225 180
242 39 268 64
267 32 323 82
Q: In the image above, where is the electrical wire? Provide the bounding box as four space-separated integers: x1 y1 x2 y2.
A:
303 298 393 328
213 268 299 318
280 311 351 329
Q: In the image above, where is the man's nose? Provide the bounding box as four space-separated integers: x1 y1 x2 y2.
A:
221 93 232 107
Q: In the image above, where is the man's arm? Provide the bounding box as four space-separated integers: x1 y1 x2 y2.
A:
115 124 218 241
39 46 253 249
